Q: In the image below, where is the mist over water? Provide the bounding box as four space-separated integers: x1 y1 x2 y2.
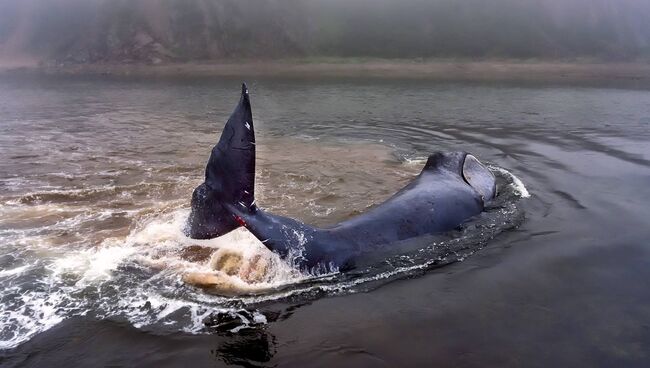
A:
0 77 649 366
1 1 649 366
1 0 650 63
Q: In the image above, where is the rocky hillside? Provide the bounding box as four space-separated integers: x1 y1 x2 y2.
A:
0 0 311 64
1 0 649 64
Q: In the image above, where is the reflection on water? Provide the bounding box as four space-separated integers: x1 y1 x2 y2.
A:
212 329 277 368
1 77 649 366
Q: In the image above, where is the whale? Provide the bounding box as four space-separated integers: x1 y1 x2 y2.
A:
186 84 497 271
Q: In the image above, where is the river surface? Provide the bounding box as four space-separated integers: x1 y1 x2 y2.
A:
0 76 649 367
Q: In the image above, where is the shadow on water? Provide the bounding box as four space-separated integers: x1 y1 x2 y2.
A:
211 329 277 368
0 315 283 368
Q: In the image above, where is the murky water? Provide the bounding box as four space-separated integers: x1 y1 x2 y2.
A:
1 77 649 367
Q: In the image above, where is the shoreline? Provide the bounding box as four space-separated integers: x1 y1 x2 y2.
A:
1 60 650 85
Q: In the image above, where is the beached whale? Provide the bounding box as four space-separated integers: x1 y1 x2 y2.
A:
185 84 496 270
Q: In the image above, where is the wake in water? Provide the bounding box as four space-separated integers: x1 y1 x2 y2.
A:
0 138 527 350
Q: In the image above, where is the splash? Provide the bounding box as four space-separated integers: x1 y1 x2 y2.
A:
0 207 306 350
0 133 527 350
0 163 528 350
488 166 531 198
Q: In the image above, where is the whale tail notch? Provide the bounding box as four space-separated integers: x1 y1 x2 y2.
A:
186 83 257 239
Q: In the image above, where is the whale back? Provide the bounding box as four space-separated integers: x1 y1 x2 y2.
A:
326 152 485 245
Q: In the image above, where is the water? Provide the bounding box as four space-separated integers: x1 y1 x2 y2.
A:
0 76 649 367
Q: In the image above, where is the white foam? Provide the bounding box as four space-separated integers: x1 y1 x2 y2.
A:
402 156 428 165
50 244 139 285
0 265 31 278
0 158 527 350
0 285 84 350
0 206 299 349
489 166 531 198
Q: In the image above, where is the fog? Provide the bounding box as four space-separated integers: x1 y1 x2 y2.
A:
1 0 649 63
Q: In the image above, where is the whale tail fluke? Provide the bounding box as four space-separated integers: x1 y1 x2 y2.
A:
205 83 255 207
186 83 257 239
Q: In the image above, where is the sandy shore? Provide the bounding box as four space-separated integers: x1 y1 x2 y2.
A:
2 60 650 85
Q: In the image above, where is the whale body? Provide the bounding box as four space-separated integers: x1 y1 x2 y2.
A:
186 84 496 270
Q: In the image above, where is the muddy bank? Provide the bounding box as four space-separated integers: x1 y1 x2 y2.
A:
2 60 650 86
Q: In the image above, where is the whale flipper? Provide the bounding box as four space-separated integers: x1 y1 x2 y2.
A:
462 154 496 201
422 152 496 201
186 83 256 239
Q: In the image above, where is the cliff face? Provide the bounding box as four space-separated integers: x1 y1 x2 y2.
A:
0 0 312 64
1 0 649 64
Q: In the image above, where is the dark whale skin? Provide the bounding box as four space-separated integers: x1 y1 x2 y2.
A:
187 84 495 270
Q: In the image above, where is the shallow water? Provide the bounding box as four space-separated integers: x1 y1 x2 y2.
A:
0 76 649 367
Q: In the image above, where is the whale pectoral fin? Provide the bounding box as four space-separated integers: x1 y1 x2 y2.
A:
422 152 466 174
186 83 258 239
462 154 496 201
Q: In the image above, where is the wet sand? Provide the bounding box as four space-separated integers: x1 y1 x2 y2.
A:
2 60 650 86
